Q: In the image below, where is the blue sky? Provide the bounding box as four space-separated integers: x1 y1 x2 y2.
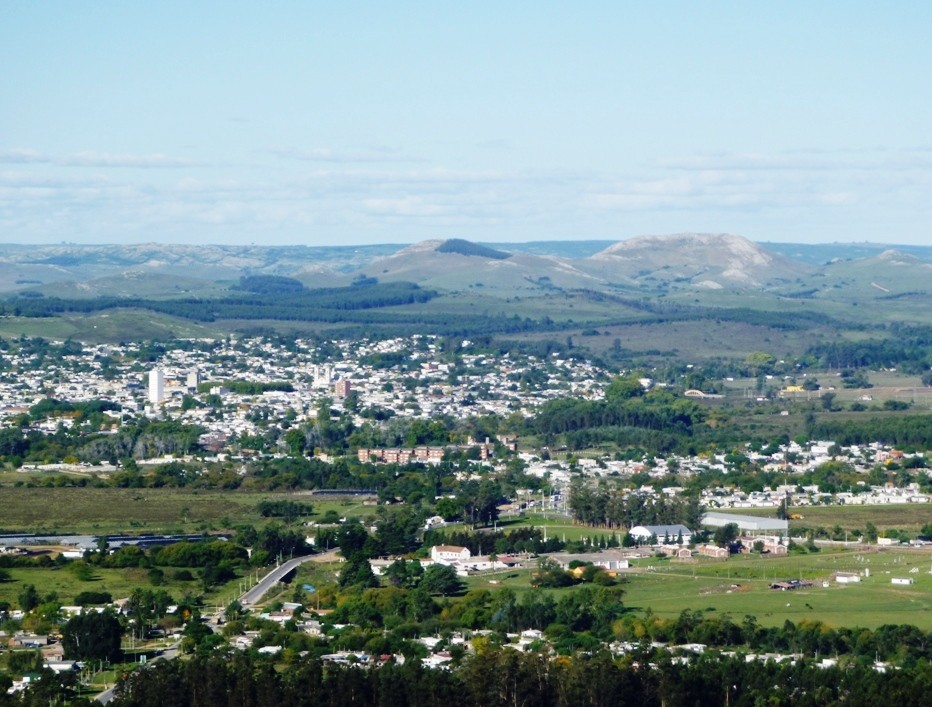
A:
2 2 931 246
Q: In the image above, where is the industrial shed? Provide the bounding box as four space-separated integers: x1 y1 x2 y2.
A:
701 511 788 534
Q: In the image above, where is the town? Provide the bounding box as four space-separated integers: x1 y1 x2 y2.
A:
1 335 926 513
0 333 930 704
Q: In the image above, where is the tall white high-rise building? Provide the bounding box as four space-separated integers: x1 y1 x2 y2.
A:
149 368 165 404
186 369 200 391
313 365 333 389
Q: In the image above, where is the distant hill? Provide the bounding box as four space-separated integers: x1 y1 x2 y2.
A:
797 249 932 303
24 271 229 299
485 240 615 258
0 236 929 302
583 233 811 289
366 239 605 294
763 241 932 265
2 235 930 347
0 243 396 294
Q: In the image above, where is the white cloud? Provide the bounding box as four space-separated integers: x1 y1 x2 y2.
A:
62 152 201 168
580 147 932 215
363 196 449 218
266 146 420 164
657 147 932 173
818 192 856 205
586 171 776 211
0 148 50 164
0 147 202 169
2 142 929 245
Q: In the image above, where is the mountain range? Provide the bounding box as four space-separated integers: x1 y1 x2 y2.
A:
2 234 928 306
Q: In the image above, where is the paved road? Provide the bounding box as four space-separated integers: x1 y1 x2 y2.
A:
239 551 336 606
95 549 340 703
96 684 117 705
95 643 181 704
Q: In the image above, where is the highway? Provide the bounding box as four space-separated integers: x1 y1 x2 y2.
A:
238 553 325 607
94 549 341 702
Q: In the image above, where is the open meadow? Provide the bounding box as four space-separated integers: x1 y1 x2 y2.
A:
737 505 932 535
0 487 377 535
459 546 932 631
457 512 932 631
618 547 932 630
0 565 202 610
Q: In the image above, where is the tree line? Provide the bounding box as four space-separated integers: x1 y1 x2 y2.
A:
97 646 932 707
807 327 932 372
567 484 702 530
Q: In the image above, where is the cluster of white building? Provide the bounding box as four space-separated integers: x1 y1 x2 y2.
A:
0 335 608 463
368 545 521 578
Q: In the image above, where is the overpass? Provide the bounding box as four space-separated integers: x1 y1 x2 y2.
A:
239 550 340 606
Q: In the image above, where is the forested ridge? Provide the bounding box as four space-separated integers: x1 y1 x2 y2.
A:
0 282 437 322
0 278 897 343
0 284 568 337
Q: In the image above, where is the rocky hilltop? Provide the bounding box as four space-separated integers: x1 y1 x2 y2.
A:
585 233 810 289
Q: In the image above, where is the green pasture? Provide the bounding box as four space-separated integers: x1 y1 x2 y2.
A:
461 547 932 631
620 548 932 630
0 488 264 534
0 565 201 608
0 487 377 535
575 319 822 361
500 513 620 543
738 505 932 535
458 515 932 631
0 310 220 344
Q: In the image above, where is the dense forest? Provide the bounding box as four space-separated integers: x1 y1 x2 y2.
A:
806 326 932 372
529 392 707 453
60 647 932 707
0 282 438 322
0 279 896 346
809 415 932 448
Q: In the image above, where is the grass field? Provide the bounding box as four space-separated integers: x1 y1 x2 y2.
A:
737 505 932 535
498 513 621 543
460 546 932 631
0 487 380 535
456 512 932 630
569 319 821 360
0 488 261 534
0 565 202 609
0 310 220 344
619 548 932 630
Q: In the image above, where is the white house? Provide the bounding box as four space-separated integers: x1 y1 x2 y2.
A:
424 515 446 531
430 545 471 563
